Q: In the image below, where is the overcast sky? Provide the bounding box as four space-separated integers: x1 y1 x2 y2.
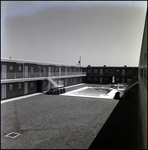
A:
1 1 147 67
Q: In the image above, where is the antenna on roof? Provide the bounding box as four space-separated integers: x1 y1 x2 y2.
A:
77 56 81 66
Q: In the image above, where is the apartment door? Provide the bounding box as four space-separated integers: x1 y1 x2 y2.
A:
24 66 28 78
24 82 28 94
2 65 7 79
1 84 6 99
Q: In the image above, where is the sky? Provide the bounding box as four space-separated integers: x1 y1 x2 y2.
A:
1 1 147 67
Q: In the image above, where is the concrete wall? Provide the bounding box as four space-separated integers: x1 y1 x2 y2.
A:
138 12 147 149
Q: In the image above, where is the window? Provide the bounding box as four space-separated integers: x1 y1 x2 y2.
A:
18 83 22 89
100 69 103 75
43 68 46 73
104 69 108 73
116 78 120 82
30 82 35 89
104 78 108 81
10 66 13 71
94 77 98 81
99 77 103 83
9 84 13 91
122 69 125 75
87 69 91 73
71 78 73 82
94 69 98 73
87 77 91 81
18 66 22 71
30 67 34 73
121 78 125 83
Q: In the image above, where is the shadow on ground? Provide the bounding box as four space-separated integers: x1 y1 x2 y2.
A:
88 97 138 149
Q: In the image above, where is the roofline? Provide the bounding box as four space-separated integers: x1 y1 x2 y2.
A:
1 58 86 68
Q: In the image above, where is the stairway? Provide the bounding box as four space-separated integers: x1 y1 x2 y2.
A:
42 73 60 93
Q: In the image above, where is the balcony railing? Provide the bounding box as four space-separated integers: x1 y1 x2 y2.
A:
125 75 138 87
1 72 86 80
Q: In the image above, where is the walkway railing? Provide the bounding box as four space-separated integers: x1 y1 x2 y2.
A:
1 72 86 80
125 75 138 88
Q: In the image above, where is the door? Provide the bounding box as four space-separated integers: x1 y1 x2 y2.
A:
24 66 28 78
1 84 6 99
24 82 28 94
2 65 7 79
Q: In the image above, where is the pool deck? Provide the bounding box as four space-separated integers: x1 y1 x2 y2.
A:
1 84 119 149
62 85 118 99
1 83 138 149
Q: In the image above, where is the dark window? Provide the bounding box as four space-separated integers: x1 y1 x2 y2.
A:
87 77 91 81
94 69 98 73
18 83 22 89
104 78 108 81
121 78 125 83
116 78 120 82
87 69 91 73
100 69 103 75
43 68 46 73
122 69 125 75
94 77 98 81
30 67 34 73
10 66 13 71
104 69 108 72
9 84 13 91
30 82 35 89
18 66 22 71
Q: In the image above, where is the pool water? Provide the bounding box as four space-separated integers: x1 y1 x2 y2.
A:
61 86 117 99
75 88 111 96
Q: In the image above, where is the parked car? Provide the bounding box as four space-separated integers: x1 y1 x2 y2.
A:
46 85 65 95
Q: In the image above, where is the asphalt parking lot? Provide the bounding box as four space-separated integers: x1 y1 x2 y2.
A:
1 93 118 149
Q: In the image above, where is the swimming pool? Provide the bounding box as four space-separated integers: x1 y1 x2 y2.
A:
61 85 118 99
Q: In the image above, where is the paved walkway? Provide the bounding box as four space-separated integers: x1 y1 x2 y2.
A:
1 93 118 149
